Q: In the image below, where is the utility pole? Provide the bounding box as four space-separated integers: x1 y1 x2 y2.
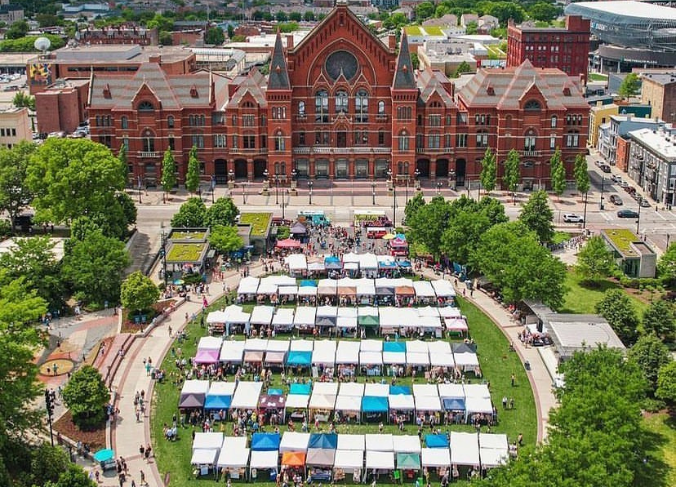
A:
45 389 54 446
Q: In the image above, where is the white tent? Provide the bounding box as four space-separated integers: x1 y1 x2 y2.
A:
309 393 336 410
392 435 421 453
417 306 440 317
237 276 260 295
465 396 493 415
364 383 389 398
317 305 338 318
307 262 325 272
267 275 297 286
337 277 358 289
365 434 394 452
431 280 456 297
335 395 362 414
312 340 336 366
359 339 382 353
226 307 250 325
250 306 274 326
208 381 236 397
479 448 508 468
257 280 278 295
191 449 218 465
355 278 376 296
272 308 295 329
479 433 509 451
444 317 468 332
249 450 279 469
278 286 298 296
450 432 480 466
317 279 337 295
365 451 394 470
285 394 310 410
430 353 455 367
414 395 442 412
406 352 430 366
334 450 364 469
379 307 404 329
339 382 365 397
406 340 428 354
343 252 361 264
293 307 317 327
358 307 379 317
438 307 462 318
383 351 406 365
193 432 224 451
198 336 223 351
244 338 268 351
336 341 360 364
427 341 452 355
421 448 450 467
266 340 290 352
313 382 339 395
216 447 249 468
454 352 479 368
412 384 438 397
337 307 358 328
337 434 365 452
388 394 415 411
417 316 442 330
280 432 311 452
222 436 247 451
298 286 318 297
463 384 491 399
413 281 436 298
285 254 307 271
359 253 378 270
359 351 382 366
220 341 245 362
438 384 465 400
230 381 263 409
290 339 314 352
207 310 229 324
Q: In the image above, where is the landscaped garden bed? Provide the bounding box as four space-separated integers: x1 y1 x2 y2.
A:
53 410 106 451
121 299 177 334
239 212 272 237
166 243 208 263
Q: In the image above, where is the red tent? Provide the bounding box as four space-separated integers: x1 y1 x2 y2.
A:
276 238 302 248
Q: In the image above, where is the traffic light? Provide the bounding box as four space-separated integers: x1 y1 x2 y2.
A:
45 389 54 419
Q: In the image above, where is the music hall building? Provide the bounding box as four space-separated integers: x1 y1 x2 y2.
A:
87 2 589 189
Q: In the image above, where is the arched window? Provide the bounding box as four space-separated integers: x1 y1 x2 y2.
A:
335 90 348 113
142 129 155 152
524 128 537 151
524 99 541 111
200 115 206 126
398 130 409 151
378 129 385 146
189 115 195 126
167 115 174 128
355 89 369 122
378 100 385 115
138 101 154 111
566 130 579 148
298 101 305 116
121 116 128 129
551 115 558 128
315 90 328 123
274 130 285 152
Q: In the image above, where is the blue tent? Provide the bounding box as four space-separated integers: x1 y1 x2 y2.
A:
268 389 283 396
389 385 411 396
287 351 312 366
383 342 406 353
300 280 317 287
362 396 389 413
308 433 338 450
324 256 342 270
397 260 412 268
204 395 232 410
290 383 312 395
251 433 281 451
425 434 449 449
442 398 466 411
378 260 397 269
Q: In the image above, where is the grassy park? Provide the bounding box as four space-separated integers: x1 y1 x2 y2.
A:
167 243 208 263
150 295 536 486
561 268 649 315
239 213 272 236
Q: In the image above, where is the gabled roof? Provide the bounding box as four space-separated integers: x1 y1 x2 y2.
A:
457 60 588 110
417 69 455 107
89 63 216 110
226 69 268 109
268 32 290 90
393 32 416 90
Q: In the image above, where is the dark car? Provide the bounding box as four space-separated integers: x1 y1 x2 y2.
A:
609 195 623 205
600 165 612 173
639 198 651 208
617 209 639 218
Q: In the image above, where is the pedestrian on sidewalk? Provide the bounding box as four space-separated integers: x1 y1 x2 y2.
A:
511 373 516 387
168 325 172 337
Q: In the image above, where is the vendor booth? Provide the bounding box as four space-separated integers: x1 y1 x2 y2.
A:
285 393 310 422
357 306 379 331
337 278 358 305
413 281 435 304
431 280 456 305
250 306 274 329
220 340 245 365
280 432 311 452
365 451 395 478
205 382 236 413
192 432 223 477
231 381 263 411
479 433 509 469
258 394 286 424
312 340 336 375
180 380 209 409
293 307 316 333
272 308 295 333
315 306 338 333
336 340 360 378
237 277 260 300
194 337 223 365
317 279 337 302
358 254 379 279
285 254 307 277
309 382 338 422
249 450 279 482
217 437 249 480
450 431 480 478
337 307 358 336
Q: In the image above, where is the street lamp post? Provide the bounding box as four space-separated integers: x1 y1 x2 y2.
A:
309 180 313 205
242 181 246 204
437 181 442 195
599 176 605 210
636 201 642 235
582 191 588 229
160 225 168 288
387 169 396 226
137 175 142 204
228 169 234 195
414 168 420 193
211 175 216 203
274 175 280 205
372 181 376 205
282 189 288 220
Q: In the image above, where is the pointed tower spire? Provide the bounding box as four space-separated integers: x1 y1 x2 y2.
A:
393 32 416 89
267 31 290 90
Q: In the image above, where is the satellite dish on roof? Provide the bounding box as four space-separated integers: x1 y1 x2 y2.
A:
34 37 51 54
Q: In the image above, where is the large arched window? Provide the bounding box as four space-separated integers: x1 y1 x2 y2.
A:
566 130 579 148
355 89 368 123
398 130 409 151
335 90 348 114
378 100 385 115
138 100 154 112
524 129 537 151
315 90 328 123
121 116 128 130
524 99 541 111
142 129 155 152
298 101 305 117
167 115 175 128
274 130 285 152
551 115 558 128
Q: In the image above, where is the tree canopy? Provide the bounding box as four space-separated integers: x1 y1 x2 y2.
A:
171 197 207 228
406 195 451 259
160 149 177 195
657 242 676 287
549 148 566 197
503 149 520 197
208 225 244 254
121 271 160 314
618 73 640 98
595 289 640 346
574 153 590 195
518 190 554 244
479 148 497 194
185 145 201 194
575 235 616 284
656 361 676 403
642 300 675 344
0 142 36 232
62 365 110 429
627 334 672 394
205 197 239 228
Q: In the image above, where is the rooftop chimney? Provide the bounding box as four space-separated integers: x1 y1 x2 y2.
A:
286 35 294 50
389 34 396 50
149 54 161 63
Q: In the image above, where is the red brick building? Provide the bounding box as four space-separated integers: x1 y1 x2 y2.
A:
507 15 590 84
616 136 631 172
87 3 589 188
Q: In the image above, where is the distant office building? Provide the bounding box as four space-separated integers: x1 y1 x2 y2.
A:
0 0 23 25
597 113 662 166
75 26 159 46
641 72 676 124
34 79 90 135
507 15 590 83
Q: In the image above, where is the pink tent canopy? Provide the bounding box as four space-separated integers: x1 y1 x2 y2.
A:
276 238 302 249
194 350 220 364
390 238 408 248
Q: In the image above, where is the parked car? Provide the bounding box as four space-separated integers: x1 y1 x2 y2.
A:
611 175 622 183
563 213 584 223
639 198 651 208
617 209 639 218
620 181 629 188
609 195 623 205
600 165 612 173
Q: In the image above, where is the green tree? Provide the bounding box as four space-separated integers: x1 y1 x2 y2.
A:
627 334 672 394
453 60 473 78
159 31 173 46
227 24 234 38
30 444 70 487
503 149 521 200
0 142 35 232
574 153 590 195
209 225 244 253
575 236 616 284
5 20 28 39
61 230 130 305
62 365 110 429
303 11 315 21
205 27 225 45
465 21 478 35
289 12 302 22
44 464 96 487
487 3 526 24
595 289 640 345
12 91 35 111
441 208 491 265
410 52 420 70
529 2 560 22
0 236 64 309
26 138 127 228
185 146 201 194
416 1 435 20
657 242 676 287
275 11 288 22
117 142 127 168
642 300 676 343
406 195 451 259
404 191 425 224
116 192 137 227
518 190 554 244
550 148 566 197
479 148 497 194
205 197 239 228
36 13 62 28
121 271 160 315
160 149 177 198
171 197 207 228
618 73 640 98
656 361 676 403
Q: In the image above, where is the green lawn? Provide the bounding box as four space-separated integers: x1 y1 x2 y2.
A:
151 297 537 486
404 25 422 36
167 243 207 263
639 412 676 487
561 269 649 315
239 213 272 237
172 231 207 241
589 73 608 81
423 26 444 36
552 231 571 245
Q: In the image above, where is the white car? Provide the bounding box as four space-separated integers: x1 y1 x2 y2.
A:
563 213 584 223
